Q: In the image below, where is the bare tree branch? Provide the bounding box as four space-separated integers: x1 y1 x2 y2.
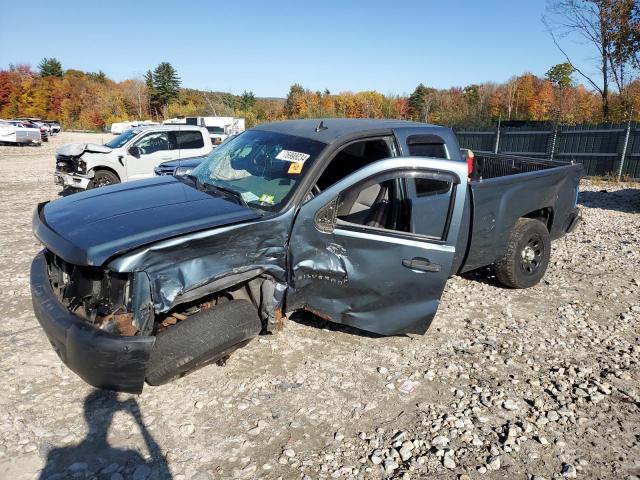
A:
543 17 604 94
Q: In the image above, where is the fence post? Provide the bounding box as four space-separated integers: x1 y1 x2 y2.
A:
617 120 632 181
494 117 501 154
549 124 558 161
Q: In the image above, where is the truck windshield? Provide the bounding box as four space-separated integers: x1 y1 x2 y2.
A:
191 129 326 210
105 129 138 148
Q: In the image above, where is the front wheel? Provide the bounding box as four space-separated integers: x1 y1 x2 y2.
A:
495 218 551 289
88 170 120 189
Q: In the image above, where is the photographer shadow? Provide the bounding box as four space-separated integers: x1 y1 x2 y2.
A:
39 390 172 479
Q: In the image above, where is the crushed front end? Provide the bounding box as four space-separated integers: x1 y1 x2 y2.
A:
31 251 155 393
54 153 93 189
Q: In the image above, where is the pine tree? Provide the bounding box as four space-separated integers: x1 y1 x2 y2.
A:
239 90 256 110
87 70 107 83
546 63 574 89
38 58 63 77
144 69 159 117
408 83 435 122
152 62 180 113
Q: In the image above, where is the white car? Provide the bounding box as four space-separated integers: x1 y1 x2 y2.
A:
45 121 61 134
54 125 213 190
0 120 41 145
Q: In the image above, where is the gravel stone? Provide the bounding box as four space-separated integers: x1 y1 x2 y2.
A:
443 455 456 469
0 140 636 480
432 435 450 447
562 463 577 478
384 459 399 474
486 455 501 470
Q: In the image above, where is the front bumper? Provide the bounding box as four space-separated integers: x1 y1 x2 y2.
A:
30 251 155 393
53 172 92 189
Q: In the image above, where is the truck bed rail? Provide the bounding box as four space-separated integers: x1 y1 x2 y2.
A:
471 153 570 180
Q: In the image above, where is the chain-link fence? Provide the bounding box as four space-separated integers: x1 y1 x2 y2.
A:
455 121 640 180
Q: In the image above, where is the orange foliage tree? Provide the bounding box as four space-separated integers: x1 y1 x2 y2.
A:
0 62 636 130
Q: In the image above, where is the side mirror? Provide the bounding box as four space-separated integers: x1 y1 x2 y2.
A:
128 146 141 158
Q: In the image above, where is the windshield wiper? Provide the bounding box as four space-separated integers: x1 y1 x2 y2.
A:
178 173 202 190
184 173 200 186
202 181 251 209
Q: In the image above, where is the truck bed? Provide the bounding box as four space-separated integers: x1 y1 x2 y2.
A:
471 153 567 180
454 153 583 274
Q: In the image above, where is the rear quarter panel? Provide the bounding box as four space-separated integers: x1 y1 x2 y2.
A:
461 164 582 272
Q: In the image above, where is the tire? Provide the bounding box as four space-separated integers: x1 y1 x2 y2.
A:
88 170 120 189
146 299 262 386
495 218 551 289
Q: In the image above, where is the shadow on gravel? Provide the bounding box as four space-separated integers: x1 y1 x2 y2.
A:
57 187 80 197
289 310 385 338
459 266 505 288
578 188 640 213
39 390 172 479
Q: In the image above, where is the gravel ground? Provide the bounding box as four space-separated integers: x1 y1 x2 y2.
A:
0 132 639 480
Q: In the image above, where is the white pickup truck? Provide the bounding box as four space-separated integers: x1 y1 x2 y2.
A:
54 125 212 190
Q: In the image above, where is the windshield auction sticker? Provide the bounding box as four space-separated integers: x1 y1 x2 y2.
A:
276 150 310 163
288 162 304 174
259 193 275 204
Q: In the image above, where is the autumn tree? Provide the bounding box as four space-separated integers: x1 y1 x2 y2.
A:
120 79 148 118
544 0 640 119
284 84 307 117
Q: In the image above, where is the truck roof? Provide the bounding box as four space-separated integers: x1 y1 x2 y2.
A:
254 118 448 144
132 124 208 133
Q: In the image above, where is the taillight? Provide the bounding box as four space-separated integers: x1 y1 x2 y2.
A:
467 151 474 176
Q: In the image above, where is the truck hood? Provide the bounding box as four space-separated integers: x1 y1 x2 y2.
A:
158 155 208 169
34 176 261 266
56 142 112 156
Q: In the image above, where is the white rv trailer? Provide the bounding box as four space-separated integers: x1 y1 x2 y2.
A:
110 120 158 135
163 116 245 145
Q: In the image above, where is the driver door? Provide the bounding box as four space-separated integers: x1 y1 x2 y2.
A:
287 157 468 335
125 131 177 180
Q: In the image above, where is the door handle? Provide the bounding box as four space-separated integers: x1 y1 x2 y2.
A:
402 257 441 272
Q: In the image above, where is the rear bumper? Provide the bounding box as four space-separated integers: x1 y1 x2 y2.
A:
30 251 155 393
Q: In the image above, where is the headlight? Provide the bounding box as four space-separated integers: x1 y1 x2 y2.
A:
77 160 87 174
174 166 193 176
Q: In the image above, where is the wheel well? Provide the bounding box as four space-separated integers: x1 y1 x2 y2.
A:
91 166 120 181
522 207 553 231
158 274 280 334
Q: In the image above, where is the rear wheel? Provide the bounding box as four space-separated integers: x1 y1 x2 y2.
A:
495 218 550 289
88 170 119 189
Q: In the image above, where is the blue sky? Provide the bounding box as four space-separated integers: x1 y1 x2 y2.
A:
0 0 594 97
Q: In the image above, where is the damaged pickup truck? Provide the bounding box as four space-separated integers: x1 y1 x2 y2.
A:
30 119 583 393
